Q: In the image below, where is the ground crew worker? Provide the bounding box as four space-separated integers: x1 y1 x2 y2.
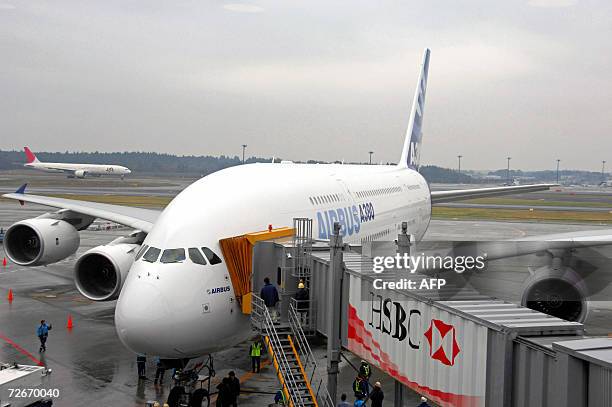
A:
369 382 384 407
250 339 262 373
274 389 288 405
294 281 309 325
154 357 165 384
137 354 147 379
352 375 367 400
36 320 52 353
417 396 431 407
228 371 240 406
359 360 372 380
260 277 280 322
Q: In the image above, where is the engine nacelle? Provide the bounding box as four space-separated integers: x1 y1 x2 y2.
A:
521 265 589 322
75 243 139 301
74 170 86 178
3 218 80 266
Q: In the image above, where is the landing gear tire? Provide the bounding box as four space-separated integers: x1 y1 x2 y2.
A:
190 388 210 407
167 385 185 407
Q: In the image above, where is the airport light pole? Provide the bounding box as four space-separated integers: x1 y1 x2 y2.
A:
457 155 463 174
241 144 247 164
556 159 561 184
603 160 607 182
506 157 512 185
369 151 374 165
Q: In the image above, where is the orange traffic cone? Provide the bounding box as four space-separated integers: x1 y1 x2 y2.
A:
66 314 73 329
2 257 6 267
7 289 14 303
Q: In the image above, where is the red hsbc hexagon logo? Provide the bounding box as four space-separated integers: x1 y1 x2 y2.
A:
424 319 461 366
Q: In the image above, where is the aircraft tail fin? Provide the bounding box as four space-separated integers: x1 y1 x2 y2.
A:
24 147 40 164
398 48 430 170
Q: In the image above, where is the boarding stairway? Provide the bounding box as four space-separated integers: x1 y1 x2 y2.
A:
252 294 334 407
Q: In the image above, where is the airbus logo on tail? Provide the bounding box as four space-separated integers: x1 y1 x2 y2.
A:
408 141 420 167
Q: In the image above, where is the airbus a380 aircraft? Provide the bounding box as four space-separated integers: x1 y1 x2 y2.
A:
23 146 132 179
4 49 604 363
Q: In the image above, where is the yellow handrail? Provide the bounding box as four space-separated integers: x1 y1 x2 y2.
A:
264 336 293 407
287 335 318 407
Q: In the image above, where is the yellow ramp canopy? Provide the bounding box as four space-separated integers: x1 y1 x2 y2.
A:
219 227 294 314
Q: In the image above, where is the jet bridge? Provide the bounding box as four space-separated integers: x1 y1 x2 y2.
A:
241 219 612 406
304 227 612 407
219 226 295 314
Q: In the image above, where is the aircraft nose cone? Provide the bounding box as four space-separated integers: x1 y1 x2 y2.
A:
115 281 173 356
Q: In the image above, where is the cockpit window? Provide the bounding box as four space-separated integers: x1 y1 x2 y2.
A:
135 244 149 261
160 248 186 264
201 247 222 265
188 248 207 265
142 247 161 263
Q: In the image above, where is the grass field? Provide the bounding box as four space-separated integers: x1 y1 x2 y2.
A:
432 206 612 223
0 194 172 208
2 193 612 224
459 197 612 208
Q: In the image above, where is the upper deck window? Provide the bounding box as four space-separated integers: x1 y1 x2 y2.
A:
160 248 186 264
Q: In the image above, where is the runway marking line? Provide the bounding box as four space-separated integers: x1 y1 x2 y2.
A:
0 332 44 366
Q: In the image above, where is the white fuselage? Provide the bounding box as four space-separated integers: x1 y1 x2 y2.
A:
115 162 431 358
25 162 131 177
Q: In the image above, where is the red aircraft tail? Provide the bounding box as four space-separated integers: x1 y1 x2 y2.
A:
24 147 39 164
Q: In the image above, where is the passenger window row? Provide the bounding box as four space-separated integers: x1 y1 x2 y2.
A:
356 186 401 199
309 193 344 206
361 228 391 242
135 245 222 266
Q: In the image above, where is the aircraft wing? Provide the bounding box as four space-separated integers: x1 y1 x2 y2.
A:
2 191 160 233
430 184 558 204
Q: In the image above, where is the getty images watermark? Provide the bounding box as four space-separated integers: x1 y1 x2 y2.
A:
370 251 487 291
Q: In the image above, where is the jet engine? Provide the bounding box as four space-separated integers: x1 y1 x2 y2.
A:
74 170 86 178
521 265 589 322
75 241 140 301
3 218 80 266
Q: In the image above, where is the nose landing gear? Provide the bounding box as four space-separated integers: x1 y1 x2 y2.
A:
166 354 215 407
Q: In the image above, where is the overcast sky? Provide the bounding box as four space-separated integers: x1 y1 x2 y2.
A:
1 0 611 170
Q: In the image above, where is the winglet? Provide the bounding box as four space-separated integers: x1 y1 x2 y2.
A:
399 48 431 170
15 183 27 194
15 183 27 206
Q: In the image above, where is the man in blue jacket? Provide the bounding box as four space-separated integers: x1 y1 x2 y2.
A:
260 277 280 322
37 320 52 353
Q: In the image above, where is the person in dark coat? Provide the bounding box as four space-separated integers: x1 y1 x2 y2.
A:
136 354 147 379
154 357 165 384
294 282 309 325
260 277 280 322
227 371 240 406
369 381 384 407
216 377 233 407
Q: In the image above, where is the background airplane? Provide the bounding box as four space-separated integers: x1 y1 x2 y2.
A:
22 146 131 179
4 49 604 377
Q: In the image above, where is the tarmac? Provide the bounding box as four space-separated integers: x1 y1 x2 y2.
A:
1 180 612 406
